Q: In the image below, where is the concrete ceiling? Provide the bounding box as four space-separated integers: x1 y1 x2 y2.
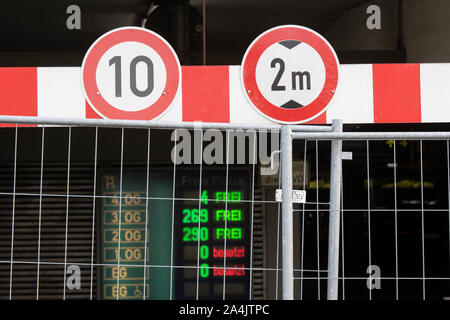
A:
191 0 370 64
0 0 371 65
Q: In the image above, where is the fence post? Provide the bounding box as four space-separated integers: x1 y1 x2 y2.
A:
281 125 294 300
327 119 343 300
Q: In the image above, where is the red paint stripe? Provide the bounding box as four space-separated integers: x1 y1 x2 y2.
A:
373 64 421 123
0 68 37 127
85 101 102 119
182 66 230 123
305 111 327 125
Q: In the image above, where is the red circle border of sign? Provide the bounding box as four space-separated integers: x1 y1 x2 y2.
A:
82 27 181 120
241 25 339 124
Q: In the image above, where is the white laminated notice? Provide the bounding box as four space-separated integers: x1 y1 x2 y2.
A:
275 189 306 203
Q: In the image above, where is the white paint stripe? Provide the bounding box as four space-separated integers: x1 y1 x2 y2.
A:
37 67 86 118
31 63 450 125
229 65 274 125
326 64 374 124
229 64 375 125
420 63 450 123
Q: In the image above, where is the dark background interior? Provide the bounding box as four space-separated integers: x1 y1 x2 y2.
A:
0 0 405 66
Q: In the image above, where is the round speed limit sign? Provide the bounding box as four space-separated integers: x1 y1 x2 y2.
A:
241 25 339 124
81 27 181 120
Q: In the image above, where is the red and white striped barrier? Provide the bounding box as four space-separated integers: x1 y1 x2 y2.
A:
0 63 449 126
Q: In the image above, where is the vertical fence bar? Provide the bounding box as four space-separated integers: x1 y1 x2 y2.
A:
8 125 18 300
36 126 45 300
340 164 345 300
393 140 399 300
169 129 178 300
281 125 293 300
62 126 72 300
89 127 98 300
142 128 151 300
248 130 257 300
316 140 321 300
420 140 426 300
116 128 124 300
447 141 450 269
327 119 343 300
222 130 230 300
195 125 204 300
366 140 372 300
299 140 307 300
275 158 282 300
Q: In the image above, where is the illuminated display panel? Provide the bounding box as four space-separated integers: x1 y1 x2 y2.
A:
99 171 173 300
99 168 250 300
101 188 150 299
174 169 251 300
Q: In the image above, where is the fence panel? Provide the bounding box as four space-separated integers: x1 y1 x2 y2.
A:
0 117 291 300
292 129 450 300
0 116 449 300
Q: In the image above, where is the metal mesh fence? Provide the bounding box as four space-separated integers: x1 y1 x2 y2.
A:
0 120 287 300
292 129 450 300
0 117 448 300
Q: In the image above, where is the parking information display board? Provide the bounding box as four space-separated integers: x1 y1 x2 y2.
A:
99 169 250 300
174 170 251 299
100 171 173 300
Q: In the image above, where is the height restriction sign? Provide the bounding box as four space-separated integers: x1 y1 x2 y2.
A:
81 27 181 120
241 25 339 124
